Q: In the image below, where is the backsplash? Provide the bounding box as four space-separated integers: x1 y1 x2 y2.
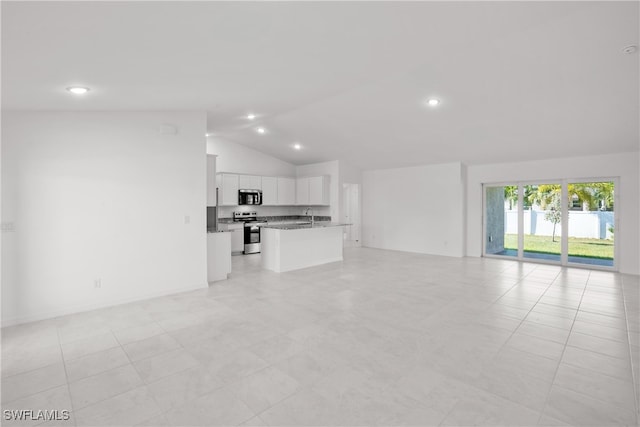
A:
218 214 331 224
218 205 330 219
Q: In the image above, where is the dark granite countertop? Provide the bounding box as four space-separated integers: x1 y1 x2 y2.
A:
261 222 350 230
218 215 331 224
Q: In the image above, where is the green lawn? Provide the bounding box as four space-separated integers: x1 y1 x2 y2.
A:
504 234 613 260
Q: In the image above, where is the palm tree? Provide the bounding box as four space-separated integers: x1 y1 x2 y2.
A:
522 185 536 209
528 184 560 209
568 184 595 211
528 184 602 211
593 182 614 210
504 186 518 210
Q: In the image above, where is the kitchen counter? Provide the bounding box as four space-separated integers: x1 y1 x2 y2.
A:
261 221 310 226
261 223 347 273
262 222 349 230
207 231 231 282
218 215 331 225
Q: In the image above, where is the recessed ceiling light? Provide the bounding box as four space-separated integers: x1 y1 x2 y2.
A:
256 127 266 134
293 143 302 150
623 45 638 54
247 113 256 120
206 133 211 137
66 86 90 95
426 98 440 107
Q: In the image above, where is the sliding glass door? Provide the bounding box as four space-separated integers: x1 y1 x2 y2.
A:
483 179 617 270
566 181 615 267
522 183 562 263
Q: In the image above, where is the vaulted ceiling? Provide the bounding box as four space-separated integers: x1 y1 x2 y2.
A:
3 1 638 169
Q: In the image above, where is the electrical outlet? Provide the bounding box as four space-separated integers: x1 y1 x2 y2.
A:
184 215 190 224
94 279 101 289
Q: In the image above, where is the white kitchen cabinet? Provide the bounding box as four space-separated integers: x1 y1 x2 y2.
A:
309 176 330 205
216 173 239 206
277 177 296 205
206 155 217 206
262 176 278 205
207 231 231 282
217 173 301 206
230 227 244 254
219 223 244 254
296 177 310 205
239 175 262 190
296 175 329 206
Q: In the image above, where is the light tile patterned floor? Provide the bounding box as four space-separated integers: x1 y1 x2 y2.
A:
2 247 638 426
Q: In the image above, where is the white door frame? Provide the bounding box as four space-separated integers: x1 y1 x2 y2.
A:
343 183 361 247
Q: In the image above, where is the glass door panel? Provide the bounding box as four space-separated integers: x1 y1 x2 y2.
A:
484 179 616 270
522 184 562 263
485 185 518 257
567 181 614 267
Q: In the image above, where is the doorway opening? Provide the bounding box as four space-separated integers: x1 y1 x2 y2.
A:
343 183 361 247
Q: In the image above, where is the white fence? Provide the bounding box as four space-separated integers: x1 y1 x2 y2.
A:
505 210 614 239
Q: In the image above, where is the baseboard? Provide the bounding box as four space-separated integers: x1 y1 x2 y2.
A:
279 256 344 273
1 282 208 328
360 244 464 258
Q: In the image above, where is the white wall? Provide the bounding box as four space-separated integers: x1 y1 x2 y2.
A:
207 137 296 177
2 111 208 326
340 161 363 185
362 162 466 257
466 152 640 275
296 160 340 219
339 161 362 221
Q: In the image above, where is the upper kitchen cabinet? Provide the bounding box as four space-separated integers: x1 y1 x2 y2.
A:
206 155 217 206
216 173 239 206
297 175 329 206
296 177 310 205
239 175 262 190
277 177 296 205
309 176 329 205
215 173 323 206
262 176 278 206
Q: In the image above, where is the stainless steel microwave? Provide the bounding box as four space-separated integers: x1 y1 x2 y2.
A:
238 189 262 205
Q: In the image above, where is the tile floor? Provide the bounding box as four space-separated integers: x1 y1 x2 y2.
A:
1 247 638 426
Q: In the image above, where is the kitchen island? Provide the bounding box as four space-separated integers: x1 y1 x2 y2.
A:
261 222 348 273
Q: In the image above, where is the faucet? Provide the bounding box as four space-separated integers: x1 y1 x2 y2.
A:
305 207 315 225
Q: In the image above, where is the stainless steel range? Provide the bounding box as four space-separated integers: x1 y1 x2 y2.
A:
233 211 267 254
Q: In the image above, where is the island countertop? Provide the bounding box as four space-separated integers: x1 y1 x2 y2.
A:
261 222 350 230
